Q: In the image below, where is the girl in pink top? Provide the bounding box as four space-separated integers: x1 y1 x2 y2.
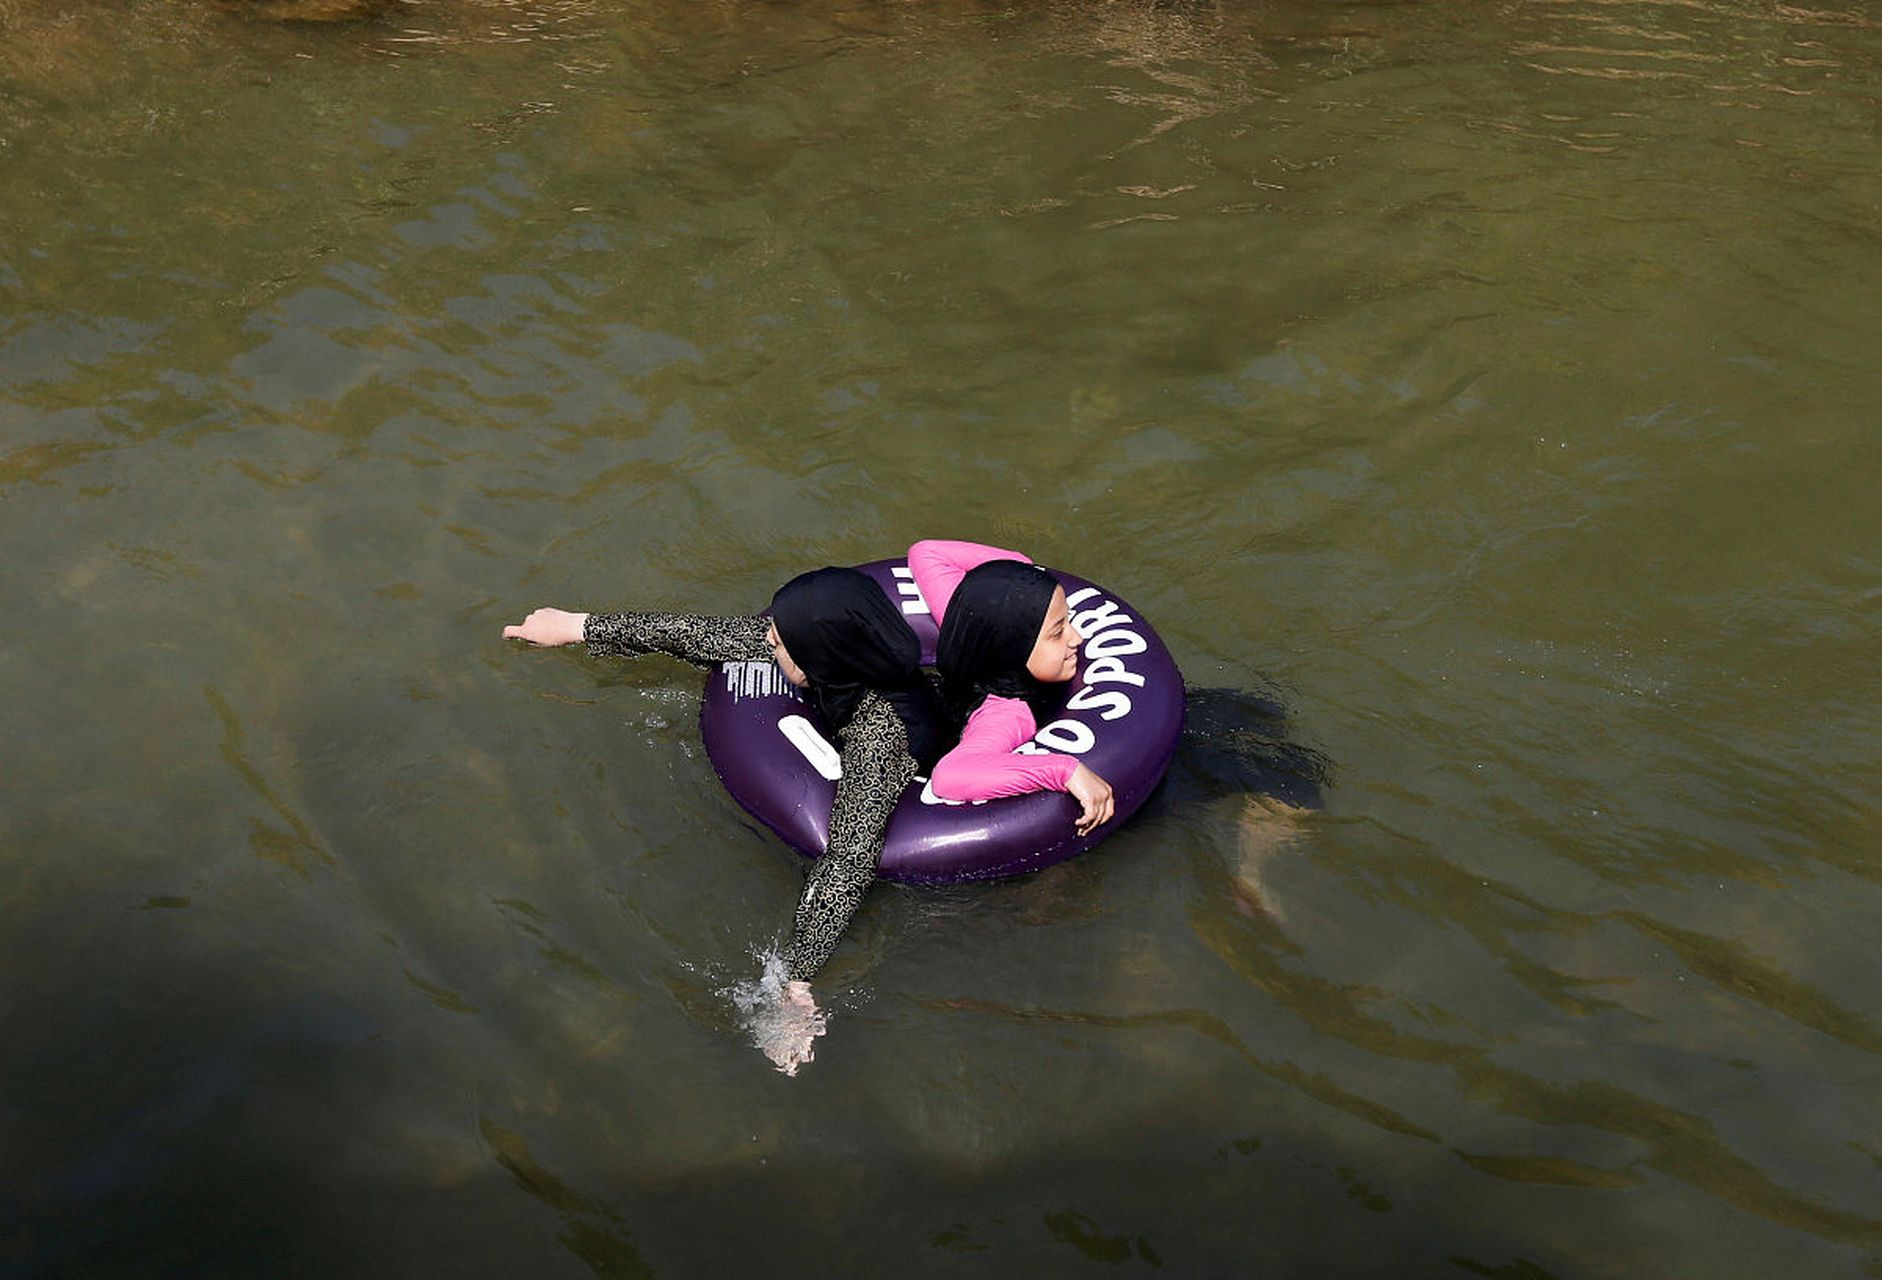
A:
907 539 1116 835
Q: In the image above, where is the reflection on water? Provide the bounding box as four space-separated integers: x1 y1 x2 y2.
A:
4 0 1881 1275
481 1114 654 1279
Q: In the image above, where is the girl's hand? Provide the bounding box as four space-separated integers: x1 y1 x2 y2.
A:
502 608 589 647
762 980 827 1077
1065 763 1115 836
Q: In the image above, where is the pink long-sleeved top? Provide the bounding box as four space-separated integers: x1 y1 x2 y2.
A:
907 539 1081 803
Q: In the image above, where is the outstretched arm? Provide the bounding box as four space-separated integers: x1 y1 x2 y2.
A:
502 607 770 666
781 695 917 983
583 611 771 665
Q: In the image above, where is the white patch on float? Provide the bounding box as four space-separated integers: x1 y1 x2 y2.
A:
891 565 930 616
778 715 842 780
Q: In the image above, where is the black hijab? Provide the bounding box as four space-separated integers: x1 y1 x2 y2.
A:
934 558 1065 729
769 567 949 770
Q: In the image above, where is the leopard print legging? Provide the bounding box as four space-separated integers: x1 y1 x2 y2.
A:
585 611 916 981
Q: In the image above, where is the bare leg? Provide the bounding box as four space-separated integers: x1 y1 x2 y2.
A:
1233 795 1308 919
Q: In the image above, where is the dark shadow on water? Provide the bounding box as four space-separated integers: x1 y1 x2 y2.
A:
1160 682 1332 813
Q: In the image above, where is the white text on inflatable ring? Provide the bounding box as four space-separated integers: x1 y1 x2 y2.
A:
1014 586 1150 756
891 565 931 616
725 660 802 702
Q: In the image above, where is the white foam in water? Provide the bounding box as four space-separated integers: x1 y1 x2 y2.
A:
727 948 828 1077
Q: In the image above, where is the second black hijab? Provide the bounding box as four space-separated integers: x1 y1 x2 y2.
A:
769 567 949 770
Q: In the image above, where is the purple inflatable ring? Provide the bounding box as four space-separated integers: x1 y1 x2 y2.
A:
700 558 1184 884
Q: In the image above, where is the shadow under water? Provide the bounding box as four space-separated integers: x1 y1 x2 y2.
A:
1163 682 1332 813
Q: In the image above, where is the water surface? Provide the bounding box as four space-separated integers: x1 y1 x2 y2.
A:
4 1 1881 1275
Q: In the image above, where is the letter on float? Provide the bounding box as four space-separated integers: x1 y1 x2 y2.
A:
1065 587 1100 609
891 565 930 616
1034 719 1096 754
1084 628 1148 659
1070 597 1133 636
1079 656 1145 688
1067 686 1132 721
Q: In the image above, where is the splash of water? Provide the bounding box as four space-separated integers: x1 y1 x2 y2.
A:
727 949 828 1077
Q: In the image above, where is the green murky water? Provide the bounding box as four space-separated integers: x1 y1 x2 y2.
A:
4 1 1880 1275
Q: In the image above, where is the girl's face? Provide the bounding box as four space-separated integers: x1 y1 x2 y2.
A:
765 621 810 687
1025 586 1083 683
